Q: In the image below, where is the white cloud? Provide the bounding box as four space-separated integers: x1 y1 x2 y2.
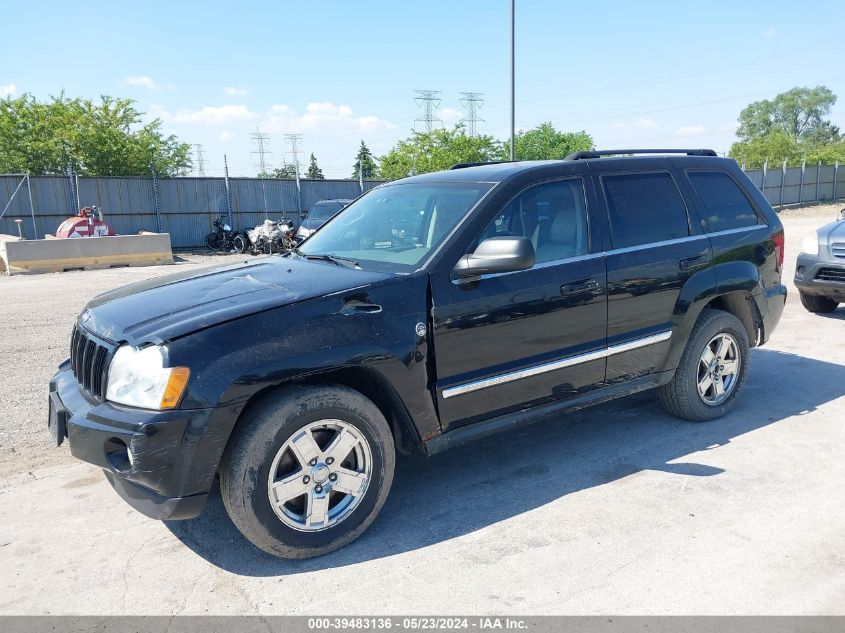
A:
674 125 707 137
264 102 395 134
123 75 162 90
764 27 777 39
439 107 463 128
609 117 659 129
151 104 257 125
224 86 247 96
218 130 236 142
0 83 15 98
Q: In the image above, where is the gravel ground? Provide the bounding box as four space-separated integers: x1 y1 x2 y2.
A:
0 206 844 614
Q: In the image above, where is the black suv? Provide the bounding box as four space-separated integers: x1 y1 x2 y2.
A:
48 149 786 558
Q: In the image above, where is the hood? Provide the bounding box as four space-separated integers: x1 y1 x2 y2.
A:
82 256 392 345
819 218 845 243
300 218 326 231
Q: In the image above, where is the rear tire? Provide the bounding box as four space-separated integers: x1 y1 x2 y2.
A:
799 292 838 313
659 309 749 422
220 384 395 559
233 234 248 253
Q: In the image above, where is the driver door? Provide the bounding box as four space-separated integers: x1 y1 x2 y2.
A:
429 176 609 431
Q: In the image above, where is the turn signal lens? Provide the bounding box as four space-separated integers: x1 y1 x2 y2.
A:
160 367 190 409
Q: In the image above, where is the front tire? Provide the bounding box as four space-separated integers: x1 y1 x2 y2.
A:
206 232 223 251
799 292 838 313
220 384 395 559
659 309 750 422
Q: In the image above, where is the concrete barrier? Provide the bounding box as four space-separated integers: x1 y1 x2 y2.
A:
0 233 173 276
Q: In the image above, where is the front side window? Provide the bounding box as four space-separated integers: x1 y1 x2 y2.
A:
299 182 491 271
474 179 589 264
603 173 690 249
687 171 760 231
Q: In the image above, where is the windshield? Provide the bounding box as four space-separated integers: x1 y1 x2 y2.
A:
307 201 343 221
298 182 491 271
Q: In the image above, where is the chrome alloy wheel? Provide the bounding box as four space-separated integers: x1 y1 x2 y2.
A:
267 419 373 532
697 333 741 405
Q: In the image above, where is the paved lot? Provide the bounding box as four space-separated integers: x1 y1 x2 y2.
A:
1 210 844 615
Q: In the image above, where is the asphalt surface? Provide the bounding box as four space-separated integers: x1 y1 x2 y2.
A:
1 210 844 615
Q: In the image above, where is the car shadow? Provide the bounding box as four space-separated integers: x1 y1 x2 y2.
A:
813 306 845 320
164 348 845 576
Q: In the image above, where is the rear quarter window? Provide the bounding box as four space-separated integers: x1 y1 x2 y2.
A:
602 172 690 249
687 171 761 232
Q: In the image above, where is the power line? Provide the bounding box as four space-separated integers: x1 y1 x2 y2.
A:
283 134 304 178
193 144 206 176
414 89 442 132
250 128 272 174
459 92 485 136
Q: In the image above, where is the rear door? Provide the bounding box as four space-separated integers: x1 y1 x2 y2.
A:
590 160 712 383
429 170 608 431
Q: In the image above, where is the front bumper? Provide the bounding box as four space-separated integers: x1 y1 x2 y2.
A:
794 254 845 299
49 362 219 520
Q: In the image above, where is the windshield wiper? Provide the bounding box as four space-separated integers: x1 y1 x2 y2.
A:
299 252 359 268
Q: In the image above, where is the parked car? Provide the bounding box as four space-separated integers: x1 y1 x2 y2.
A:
296 199 352 241
48 149 786 558
794 211 845 313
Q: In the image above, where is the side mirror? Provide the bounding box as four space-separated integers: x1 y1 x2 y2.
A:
453 236 535 279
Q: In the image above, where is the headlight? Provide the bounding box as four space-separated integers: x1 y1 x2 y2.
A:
801 234 819 256
297 227 312 239
106 345 190 409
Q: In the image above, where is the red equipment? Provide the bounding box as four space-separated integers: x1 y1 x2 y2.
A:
56 206 117 239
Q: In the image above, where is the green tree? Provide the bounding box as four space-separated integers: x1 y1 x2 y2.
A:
729 86 843 167
305 153 324 179
501 122 594 160
378 126 502 180
352 140 377 179
0 93 191 176
264 162 298 178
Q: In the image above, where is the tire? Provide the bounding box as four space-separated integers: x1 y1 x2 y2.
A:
233 234 248 254
659 309 750 422
799 292 838 313
206 232 223 251
219 384 395 559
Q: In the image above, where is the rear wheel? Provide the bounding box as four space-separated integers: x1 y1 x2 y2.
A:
220 384 395 559
799 292 838 313
659 309 749 421
206 231 223 251
233 234 248 253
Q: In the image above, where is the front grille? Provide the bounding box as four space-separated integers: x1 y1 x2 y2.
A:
70 326 113 399
831 243 845 259
815 267 845 283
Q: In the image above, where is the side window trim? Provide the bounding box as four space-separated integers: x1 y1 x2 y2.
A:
683 168 765 232
469 175 594 265
599 170 696 250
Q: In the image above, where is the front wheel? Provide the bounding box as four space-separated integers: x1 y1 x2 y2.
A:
220 384 395 559
233 234 248 253
799 292 838 313
659 309 749 422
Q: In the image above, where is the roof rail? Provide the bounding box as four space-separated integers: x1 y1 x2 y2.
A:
565 149 718 160
449 160 515 170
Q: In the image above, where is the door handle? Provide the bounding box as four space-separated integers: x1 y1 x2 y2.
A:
560 278 599 296
679 255 710 271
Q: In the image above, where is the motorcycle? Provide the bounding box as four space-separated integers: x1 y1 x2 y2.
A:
206 215 242 252
243 218 297 255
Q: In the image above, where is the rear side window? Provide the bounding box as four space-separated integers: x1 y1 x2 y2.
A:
602 173 689 249
687 171 760 231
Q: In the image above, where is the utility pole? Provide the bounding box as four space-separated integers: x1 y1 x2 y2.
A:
459 92 485 136
414 90 442 132
284 134 304 214
193 144 207 176
251 128 272 175
223 154 233 226
509 0 516 160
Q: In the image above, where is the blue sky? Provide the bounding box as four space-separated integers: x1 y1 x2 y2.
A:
2 0 844 177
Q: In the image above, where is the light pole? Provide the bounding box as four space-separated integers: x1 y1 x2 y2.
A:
509 0 515 161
